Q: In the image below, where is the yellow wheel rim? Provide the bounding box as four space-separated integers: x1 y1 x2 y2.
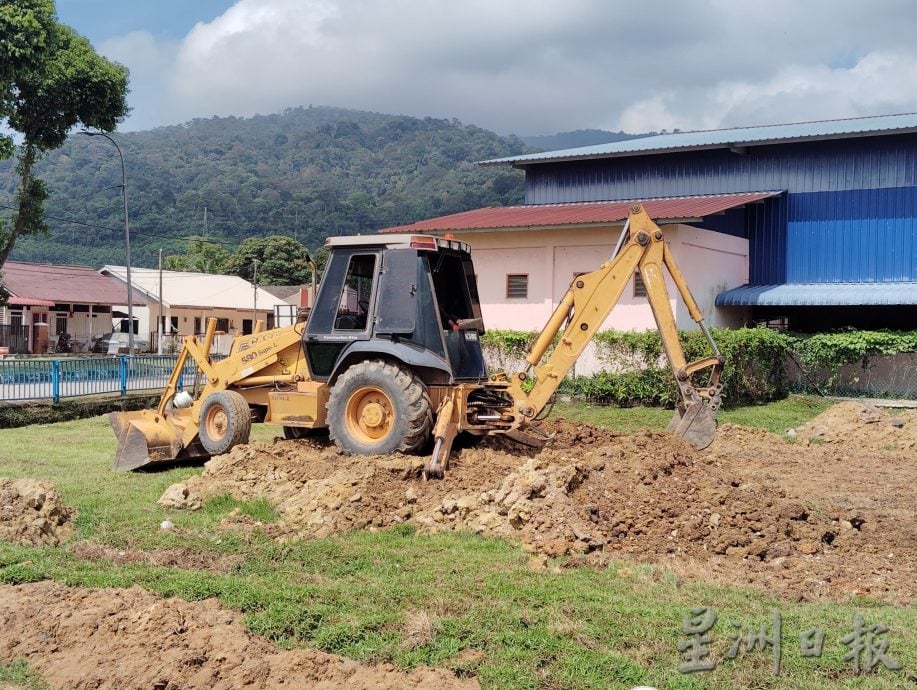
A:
204 404 229 442
344 385 395 445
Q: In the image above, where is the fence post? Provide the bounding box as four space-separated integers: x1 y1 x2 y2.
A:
119 356 128 397
51 359 60 405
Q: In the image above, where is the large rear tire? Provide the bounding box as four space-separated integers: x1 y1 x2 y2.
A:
199 390 252 455
327 360 432 455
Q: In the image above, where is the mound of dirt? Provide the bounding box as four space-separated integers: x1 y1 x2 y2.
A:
0 478 73 547
160 412 916 604
0 581 477 690
792 400 917 451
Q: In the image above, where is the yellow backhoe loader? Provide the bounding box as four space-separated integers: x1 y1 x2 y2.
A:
111 204 723 477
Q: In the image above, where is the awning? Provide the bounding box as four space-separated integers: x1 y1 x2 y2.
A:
6 296 55 307
381 191 781 233
716 282 917 307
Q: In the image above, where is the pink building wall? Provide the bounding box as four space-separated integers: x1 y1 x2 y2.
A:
452 223 748 333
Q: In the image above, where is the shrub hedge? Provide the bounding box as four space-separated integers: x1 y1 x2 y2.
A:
481 327 917 407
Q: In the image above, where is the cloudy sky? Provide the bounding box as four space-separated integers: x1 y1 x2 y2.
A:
58 0 917 136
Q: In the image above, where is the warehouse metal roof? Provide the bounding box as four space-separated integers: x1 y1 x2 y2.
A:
716 282 917 307
382 192 779 233
481 113 917 166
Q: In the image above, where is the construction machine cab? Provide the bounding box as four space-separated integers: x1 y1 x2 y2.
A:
304 234 486 383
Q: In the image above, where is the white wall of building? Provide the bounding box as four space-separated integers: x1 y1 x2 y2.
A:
452 223 749 334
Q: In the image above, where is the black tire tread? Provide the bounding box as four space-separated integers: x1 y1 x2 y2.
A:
327 359 432 455
199 389 252 455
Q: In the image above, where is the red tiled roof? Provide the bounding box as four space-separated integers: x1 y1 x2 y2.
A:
2 261 147 306
381 192 779 233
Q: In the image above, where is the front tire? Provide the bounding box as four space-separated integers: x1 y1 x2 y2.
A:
199 390 252 455
327 360 432 455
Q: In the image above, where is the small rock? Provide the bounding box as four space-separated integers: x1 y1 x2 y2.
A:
159 519 174 530
768 556 789 570
887 418 905 428
709 512 721 527
797 541 819 555
785 428 797 439
396 505 413 519
404 487 418 503
348 493 362 503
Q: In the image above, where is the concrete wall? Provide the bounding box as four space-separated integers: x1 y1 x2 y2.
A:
452 224 749 333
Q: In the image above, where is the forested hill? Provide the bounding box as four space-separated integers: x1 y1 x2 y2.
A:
1 106 529 269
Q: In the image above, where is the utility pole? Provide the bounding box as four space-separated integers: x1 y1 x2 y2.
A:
252 259 259 332
203 206 208 238
157 248 163 355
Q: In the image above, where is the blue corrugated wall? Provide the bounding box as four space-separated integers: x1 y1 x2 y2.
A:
788 188 916 282
524 135 917 284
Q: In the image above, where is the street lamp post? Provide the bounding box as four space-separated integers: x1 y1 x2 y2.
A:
82 131 134 355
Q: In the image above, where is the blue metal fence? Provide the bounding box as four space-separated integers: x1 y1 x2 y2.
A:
0 355 209 403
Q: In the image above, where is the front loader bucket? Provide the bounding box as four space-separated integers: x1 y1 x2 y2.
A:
667 401 717 450
109 410 188 471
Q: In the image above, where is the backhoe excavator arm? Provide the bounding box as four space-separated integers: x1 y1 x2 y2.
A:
425 204 725 479
507 203 724 438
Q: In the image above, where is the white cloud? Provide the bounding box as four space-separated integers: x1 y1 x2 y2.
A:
617 51 917 133
98 0 917 135
97 31 180 131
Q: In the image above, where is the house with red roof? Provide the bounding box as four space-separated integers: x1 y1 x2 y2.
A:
384 195 753 332
0 261 146 354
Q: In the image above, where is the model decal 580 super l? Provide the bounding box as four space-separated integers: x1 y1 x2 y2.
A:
110 204 724 478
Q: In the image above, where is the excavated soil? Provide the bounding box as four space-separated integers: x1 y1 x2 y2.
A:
160 402 917 604
0 478 73 547
0 580 477 690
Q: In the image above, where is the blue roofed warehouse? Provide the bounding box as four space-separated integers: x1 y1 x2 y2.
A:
474 113 917 331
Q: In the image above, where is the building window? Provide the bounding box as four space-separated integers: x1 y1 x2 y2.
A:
633 272 647 297
242 319 253 335
194 317 202 334
55 315 68 335
215 318 230 333
506 273 528 299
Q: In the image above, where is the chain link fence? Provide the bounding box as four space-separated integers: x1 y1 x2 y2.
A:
786 352 917 400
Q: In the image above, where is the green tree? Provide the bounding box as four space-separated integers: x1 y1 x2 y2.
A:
165 236 230 273
0 0 129 274
226 236 314 285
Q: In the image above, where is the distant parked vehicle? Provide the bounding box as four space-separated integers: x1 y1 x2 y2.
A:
55 332 73 353
91 332 150 354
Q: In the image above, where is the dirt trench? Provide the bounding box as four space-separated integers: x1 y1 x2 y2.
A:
0 581 477 690
160 402 917 604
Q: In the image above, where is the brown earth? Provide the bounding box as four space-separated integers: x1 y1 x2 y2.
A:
69 542 245 574
0 478 73 547
160 402 917 604
0 580 478 690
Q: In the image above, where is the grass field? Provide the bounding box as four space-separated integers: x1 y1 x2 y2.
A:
0 396 913 689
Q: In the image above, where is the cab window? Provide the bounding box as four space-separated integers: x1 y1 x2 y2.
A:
334 254 376 330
